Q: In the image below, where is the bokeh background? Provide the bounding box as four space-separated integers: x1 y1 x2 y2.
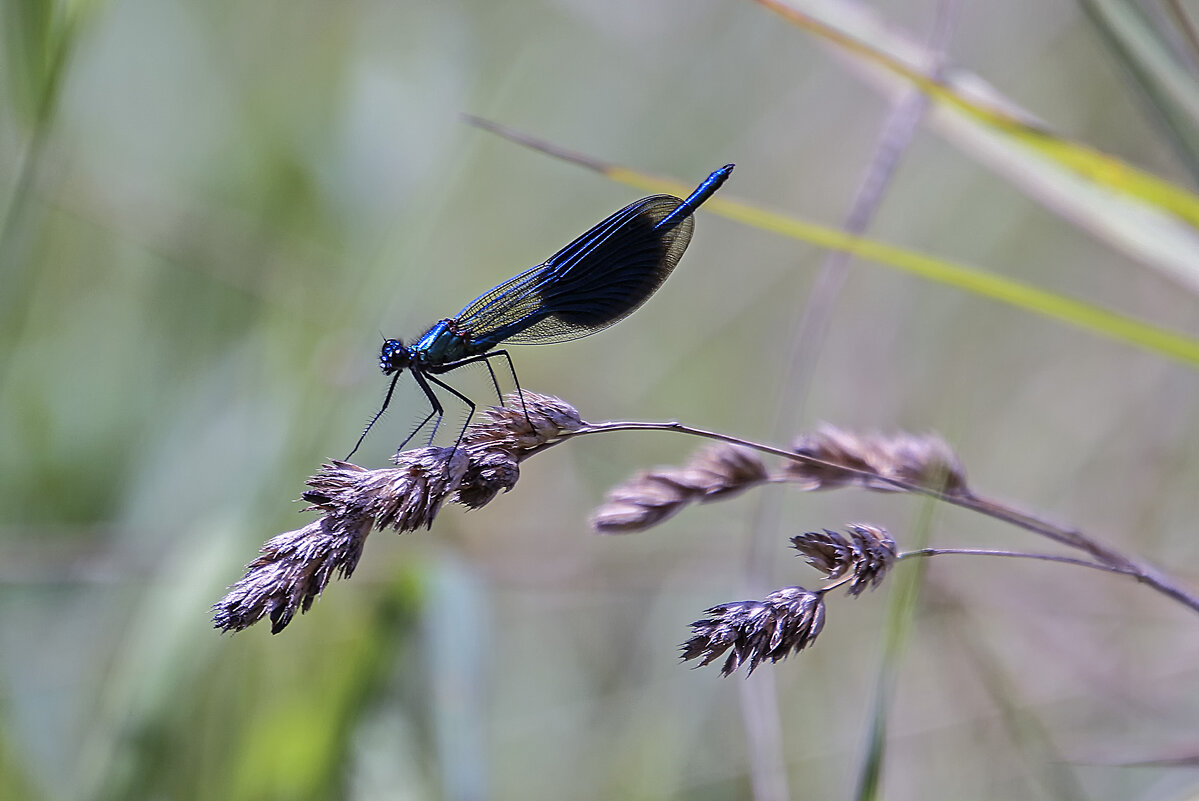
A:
4 1 1199 799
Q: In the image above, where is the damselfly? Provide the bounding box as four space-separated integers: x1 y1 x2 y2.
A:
348 164 734 459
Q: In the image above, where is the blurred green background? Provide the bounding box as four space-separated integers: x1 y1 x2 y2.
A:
4 0 1199 799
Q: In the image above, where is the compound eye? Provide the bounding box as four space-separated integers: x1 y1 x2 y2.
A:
379 339 409 374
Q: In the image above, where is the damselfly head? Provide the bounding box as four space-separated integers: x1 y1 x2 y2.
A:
379 339 412 375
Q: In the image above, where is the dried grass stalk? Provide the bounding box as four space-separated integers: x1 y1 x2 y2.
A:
218 394 1199 649
214 392 581 633
681 586 827 676
791 524 896 595
305 450 470 532
786 424 968 495
461 392 585 451
591 444 768 534
211 511 373 634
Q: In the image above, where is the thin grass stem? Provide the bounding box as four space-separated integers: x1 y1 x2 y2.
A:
551 419 1199 615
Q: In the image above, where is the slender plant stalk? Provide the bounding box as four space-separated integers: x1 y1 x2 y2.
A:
217 393 1199 642
896 547 1134 576
545 420 1199 615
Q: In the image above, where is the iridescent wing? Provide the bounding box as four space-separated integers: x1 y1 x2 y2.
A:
452 194 694 347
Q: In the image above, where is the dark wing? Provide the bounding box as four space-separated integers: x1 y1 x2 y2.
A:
453 194 694 347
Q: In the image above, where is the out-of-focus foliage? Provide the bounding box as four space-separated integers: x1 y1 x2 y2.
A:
4 1 1199 800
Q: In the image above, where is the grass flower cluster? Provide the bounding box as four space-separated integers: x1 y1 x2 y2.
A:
216 391 1199 678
